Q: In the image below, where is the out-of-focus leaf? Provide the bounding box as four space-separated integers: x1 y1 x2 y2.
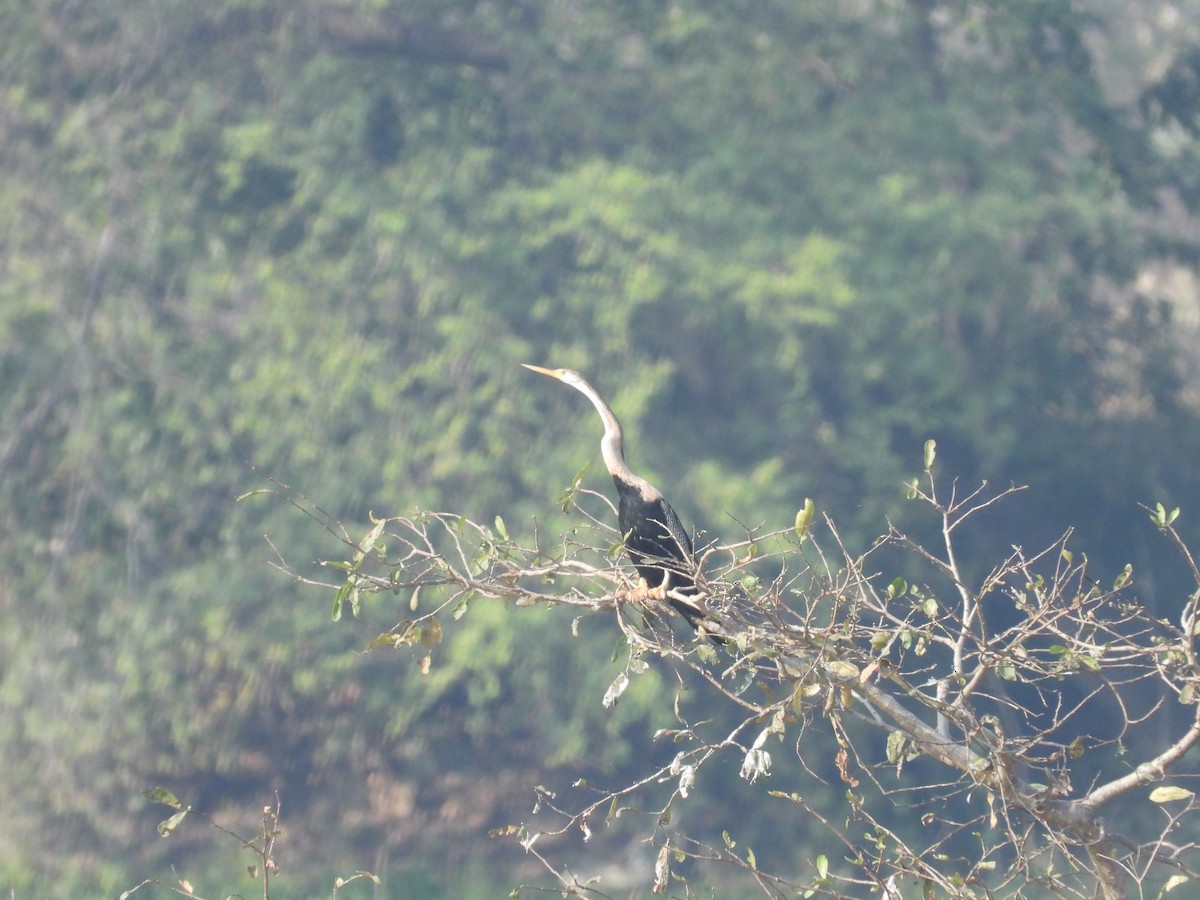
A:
1150 786 1194 803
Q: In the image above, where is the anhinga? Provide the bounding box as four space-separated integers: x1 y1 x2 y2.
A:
523 364 711 634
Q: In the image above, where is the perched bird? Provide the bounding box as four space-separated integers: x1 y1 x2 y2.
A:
523 364 712 634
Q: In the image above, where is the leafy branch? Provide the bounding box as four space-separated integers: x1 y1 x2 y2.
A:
266 459 1200 899
123 789 379 900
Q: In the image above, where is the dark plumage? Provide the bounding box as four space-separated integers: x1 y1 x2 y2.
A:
523 364 708 632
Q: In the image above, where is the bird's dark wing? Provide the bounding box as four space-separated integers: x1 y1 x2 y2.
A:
617 488 705 628
619 494 692 574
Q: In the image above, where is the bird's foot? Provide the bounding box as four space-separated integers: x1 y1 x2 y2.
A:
626 578 660 603
644 572 671 601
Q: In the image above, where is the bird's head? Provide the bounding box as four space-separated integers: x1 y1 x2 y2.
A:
522 363 586 386
521 363 626 473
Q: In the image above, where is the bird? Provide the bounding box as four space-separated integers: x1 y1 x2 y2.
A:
522 364 714 636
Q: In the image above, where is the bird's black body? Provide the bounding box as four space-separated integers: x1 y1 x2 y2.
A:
615 481 703 629
523 364 709 633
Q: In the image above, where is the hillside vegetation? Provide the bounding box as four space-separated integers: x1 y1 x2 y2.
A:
3 1 1200 896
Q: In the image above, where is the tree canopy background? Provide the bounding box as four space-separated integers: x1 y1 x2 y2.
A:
3 1 1200 896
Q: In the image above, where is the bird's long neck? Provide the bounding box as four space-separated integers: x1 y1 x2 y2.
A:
575 381 640 487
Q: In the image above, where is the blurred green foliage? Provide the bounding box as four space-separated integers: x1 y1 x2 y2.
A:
2 0 1200 894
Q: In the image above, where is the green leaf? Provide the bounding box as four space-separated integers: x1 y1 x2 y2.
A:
367 632 402 651
1150 786 1195 803
559 461 593 511
1113 563 1132 590
602 672 629 709
815 854 828 880
420 617 443 649
923 439 936 472
332 581 355 622
571 460 592 488
1151 502 1182 528
353 516 387 564
451 590 476 620
157 807 189 836
826 660 859 679
794 497 815 540
142 787 182 809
